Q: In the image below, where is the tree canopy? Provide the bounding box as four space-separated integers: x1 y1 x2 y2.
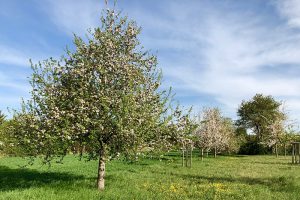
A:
236 94 284 142
194 107 236 158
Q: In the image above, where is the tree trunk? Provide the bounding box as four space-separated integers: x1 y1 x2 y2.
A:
275 143 278 158
284 144 287 157
182 149 185 167
292 144 295 164
189 147 192 167
97 147 106 190
201 148 204 161
79 145 85 161
214 147 217 158
185 150 188 167
255 124 261 141
199 148 201 157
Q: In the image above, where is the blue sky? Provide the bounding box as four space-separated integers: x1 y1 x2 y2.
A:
1 0 300 125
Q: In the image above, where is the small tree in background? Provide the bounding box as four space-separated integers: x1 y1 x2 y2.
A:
264 113 286 157
281 124 297 156
194 108 213 160
221 118 240 154
237 94 283 154
0 112 31 156
0 117 23 156
237 94 282 142
263 104 297 157
194 108 238 159
195 108 222 158
9 9 193 190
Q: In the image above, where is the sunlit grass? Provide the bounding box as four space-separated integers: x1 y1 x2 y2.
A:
0 153 299 199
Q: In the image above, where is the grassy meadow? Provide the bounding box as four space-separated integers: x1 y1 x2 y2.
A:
0 153 299 200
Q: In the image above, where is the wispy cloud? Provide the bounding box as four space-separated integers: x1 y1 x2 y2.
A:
124 1 300 122
0 45 31 66
276 0 300 28
0 45 33 115
41 0 103 36
1 0 300 124
0 71 30 116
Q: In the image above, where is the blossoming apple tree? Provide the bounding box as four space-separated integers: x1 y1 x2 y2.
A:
11 9 193 190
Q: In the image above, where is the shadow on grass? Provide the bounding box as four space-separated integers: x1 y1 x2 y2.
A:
177 173 298 192
227 155 248 157
251 161 293 166
0 165 85 191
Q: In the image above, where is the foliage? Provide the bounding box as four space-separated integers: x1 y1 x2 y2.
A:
222 118 240 154
237 94 283 140
0 114 39 157
238 135 269 155
263 109 286 156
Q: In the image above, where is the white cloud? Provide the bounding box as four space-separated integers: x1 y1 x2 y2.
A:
0 44 50 67
0 45 33 114
276 0 300 28
132 1 300 122
0 45 30 66
42 0 103 36
0 71 30 92
0 70 30 117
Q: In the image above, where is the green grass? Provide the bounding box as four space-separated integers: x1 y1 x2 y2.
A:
0 153 299 199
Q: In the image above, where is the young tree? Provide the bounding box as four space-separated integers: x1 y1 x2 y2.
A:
11 9 192 190
194 109 212 160
0 117 25 156
195 108 223 159
221 118 240 154
195 108 238 159
263 110 286 157
282 124 296 156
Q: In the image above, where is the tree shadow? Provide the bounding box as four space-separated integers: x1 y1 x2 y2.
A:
0 165 85 191
228 155 248 157
252 161 292 165
177 173 298 192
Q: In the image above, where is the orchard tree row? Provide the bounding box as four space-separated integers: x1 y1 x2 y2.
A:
193 94 298 158
1 93 298 159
